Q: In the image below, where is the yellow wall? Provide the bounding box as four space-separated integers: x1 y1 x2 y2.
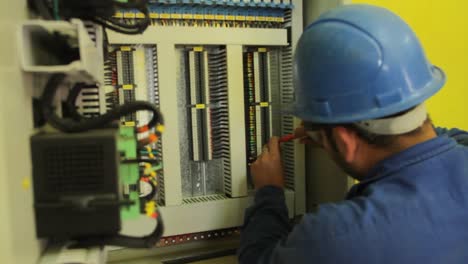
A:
352 0 468 130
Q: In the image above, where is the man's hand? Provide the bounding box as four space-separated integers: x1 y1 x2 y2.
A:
251 137 284 190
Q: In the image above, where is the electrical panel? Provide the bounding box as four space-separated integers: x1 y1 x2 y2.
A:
98 0 305 245
24 0 305 249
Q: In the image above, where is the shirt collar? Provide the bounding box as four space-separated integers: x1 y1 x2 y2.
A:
347 136 457 199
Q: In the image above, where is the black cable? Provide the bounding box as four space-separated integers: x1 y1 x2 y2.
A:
107 211 164 248
30 0 151 34
72 209 164 249
91 17 148 35
91 2 150 35
113 0 148 9
29 0 53 20
54 0 116 20
91 0 150 35
101 0 150 34
42 74 164 133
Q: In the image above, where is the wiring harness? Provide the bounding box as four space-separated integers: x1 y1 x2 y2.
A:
28 0 150 34
41 74 164 248
43 75 163 133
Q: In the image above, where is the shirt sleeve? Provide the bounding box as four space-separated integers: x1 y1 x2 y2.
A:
237 186 291 264
435 127 468 146
238 186 352 264
238 186 363 264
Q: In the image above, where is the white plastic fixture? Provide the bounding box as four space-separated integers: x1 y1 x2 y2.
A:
18 19 104 84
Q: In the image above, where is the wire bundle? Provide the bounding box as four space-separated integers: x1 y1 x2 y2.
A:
104 49 120 110
115 4 287 29
42 74 163 133
144 45 165 204
116 47 138 123
244 52 257 166
29 0 151 34
66 83 100 120
258 51 271 146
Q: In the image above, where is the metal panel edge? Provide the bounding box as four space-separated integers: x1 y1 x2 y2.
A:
0 0 43 262
160 190 295 236
291 0 306 215
107 27 288 46
226 45 248 197
157 44 183 206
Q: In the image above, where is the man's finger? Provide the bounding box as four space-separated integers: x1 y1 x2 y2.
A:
268 137 280 156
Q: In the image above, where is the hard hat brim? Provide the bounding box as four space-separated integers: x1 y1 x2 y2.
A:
287 65 446 124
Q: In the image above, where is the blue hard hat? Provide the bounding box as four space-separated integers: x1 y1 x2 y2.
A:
292 4 446 123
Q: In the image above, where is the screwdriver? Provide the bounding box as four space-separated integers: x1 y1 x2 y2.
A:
279 134 295 143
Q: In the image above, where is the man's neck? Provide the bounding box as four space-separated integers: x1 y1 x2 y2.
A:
361 123 437 177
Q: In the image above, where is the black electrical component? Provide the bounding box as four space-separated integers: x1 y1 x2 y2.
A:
30 128 164 248
31 129 124 239
31 70 164 248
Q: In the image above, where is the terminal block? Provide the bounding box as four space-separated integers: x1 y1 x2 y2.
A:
244 48 273 169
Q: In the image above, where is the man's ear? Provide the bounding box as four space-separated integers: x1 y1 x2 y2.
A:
332 126 359 163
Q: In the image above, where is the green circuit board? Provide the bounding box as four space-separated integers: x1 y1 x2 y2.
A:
118 126 140 220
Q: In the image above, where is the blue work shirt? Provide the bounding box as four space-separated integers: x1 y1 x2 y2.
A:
238 129 468 263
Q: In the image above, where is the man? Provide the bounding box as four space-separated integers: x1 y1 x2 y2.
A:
238 4 468 264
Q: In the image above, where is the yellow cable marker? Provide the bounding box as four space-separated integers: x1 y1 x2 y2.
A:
124 12 135 19
236 15 246 21
171 13 182 19
157 124 165 133
183 14 193 19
